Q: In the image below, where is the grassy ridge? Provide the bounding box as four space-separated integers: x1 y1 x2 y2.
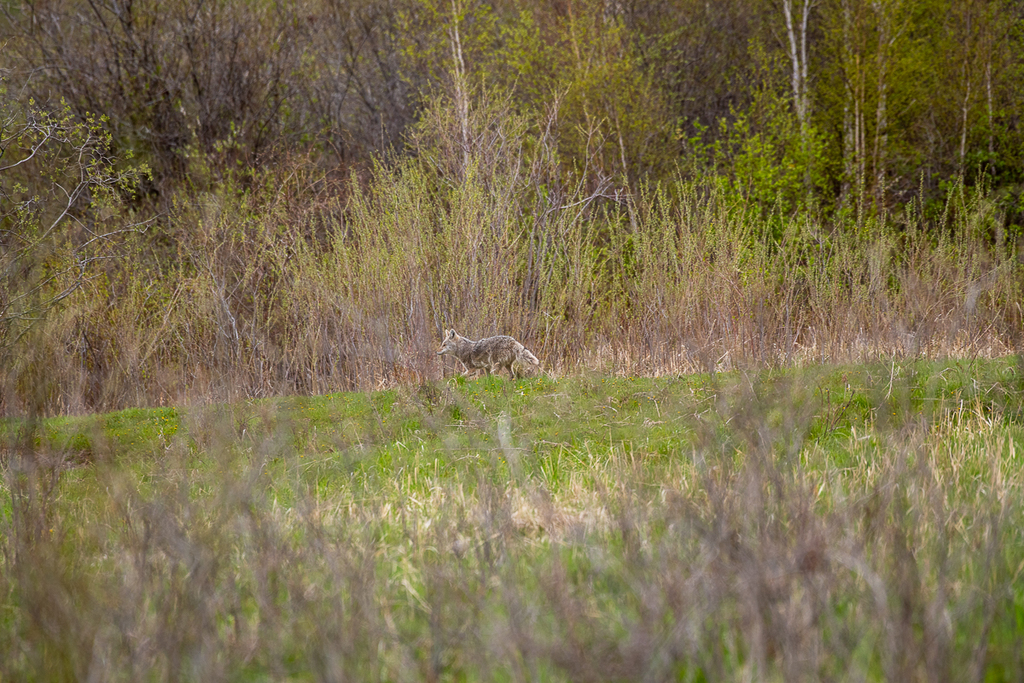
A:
2 358 1023 680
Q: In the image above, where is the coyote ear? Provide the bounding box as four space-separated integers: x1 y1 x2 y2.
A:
447 329 456 339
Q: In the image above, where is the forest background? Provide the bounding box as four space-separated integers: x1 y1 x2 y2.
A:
2 0 1023 415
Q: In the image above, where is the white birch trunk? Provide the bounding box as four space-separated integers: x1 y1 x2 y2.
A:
782 0 815 197
448 0 470 178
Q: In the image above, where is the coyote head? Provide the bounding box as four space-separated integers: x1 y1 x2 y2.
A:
436 328 460 356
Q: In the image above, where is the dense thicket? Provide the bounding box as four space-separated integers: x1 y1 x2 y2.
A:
2 0 1023 413
5 0 1024 213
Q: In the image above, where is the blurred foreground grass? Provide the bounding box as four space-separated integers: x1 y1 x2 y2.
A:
2 357 1023 681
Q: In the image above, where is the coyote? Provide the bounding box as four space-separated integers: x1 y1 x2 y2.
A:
436 329 540 379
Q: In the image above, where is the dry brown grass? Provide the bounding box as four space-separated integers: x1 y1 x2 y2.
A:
2 156 1020 417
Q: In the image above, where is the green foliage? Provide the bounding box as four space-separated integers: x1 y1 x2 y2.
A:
712 86 830 221
2 0 1022 220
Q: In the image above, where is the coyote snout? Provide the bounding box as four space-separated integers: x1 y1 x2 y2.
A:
437 329 541 379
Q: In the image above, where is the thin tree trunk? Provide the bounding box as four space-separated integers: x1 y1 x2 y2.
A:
841 0 855 208
448 0 470 178
959 6 973 174
782 0 806 127
782 0 814 197
853 98 861 214
959 72 972 173
872 2 891 213
985 59 993 159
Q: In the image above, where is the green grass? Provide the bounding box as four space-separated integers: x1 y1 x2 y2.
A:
2 357 1023 681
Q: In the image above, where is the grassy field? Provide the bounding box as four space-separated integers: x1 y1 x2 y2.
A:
2 357 1023 681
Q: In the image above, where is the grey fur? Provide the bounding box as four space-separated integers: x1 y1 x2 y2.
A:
436 329 540 379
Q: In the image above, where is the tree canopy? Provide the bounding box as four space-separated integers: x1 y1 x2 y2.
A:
3 0 1021 222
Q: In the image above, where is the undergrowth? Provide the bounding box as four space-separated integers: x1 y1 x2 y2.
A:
3 102 1021 416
